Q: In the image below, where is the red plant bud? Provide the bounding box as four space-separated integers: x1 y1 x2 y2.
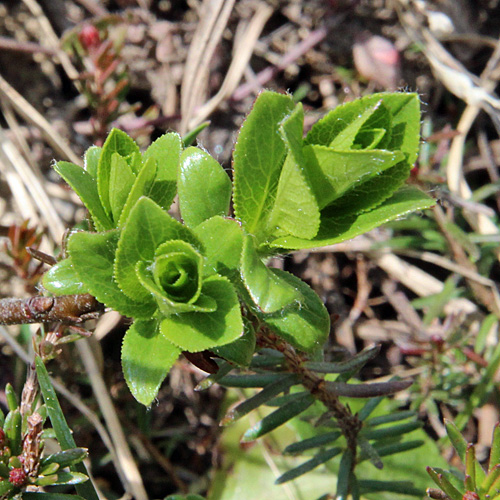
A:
9 468 26 487
430 334 444 349
78 24 101 52
0 428 5 447
463 492 479 500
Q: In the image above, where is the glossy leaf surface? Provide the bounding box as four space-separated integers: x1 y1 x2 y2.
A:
260 269 330 353
233 91 295 238
115 197 200 302
42 257 88 295
160 275 243 351
68 229 156 318
121 319 181 406
97 128 140 216
142 132 181 210
267 186 434 250
178 147 232 228
55 161 112 231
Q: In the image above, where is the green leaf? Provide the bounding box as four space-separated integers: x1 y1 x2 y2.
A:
321 158 409 221
69 229 156 318
303 93 421 224
108 153 136 223
305 97 382 148
178 147 232 228
302 146 404 210
241 234 301 313
117 157 157 226
135 241 217 316
97 128 140 216
136 268 216 315
160 275 243 352
42 258 88 295
284 431 342 455
304 345 380 373
35 357 99 500
54 161 113 231
142 132 182 211
5 383 17 410
241 392 315 442
40 448 88 469
233 91 295 237
276 447 342 485
267 103 320 239
445 419 486 485
357 480 423 497
267 186 434 250
115 197 201 302
489 424 500 473
23 493 87 500
261 269 330 353
336 450 354 500
369 440 424 460
4 408 21 455
222 374 300 425
365 409 417 427
83 146 101 178
376 92 421 166
212 321 256 366
194 216 244 279
427 467 463 500
36 471 88 486
306 93 420 165
121 319 181 406
182 121 210 147
0 481 13 497
360 421 422 441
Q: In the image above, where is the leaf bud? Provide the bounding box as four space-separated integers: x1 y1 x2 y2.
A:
78 24 101 52
8 467 26 487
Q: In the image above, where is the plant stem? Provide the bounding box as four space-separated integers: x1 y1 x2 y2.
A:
258 328 362 461
0 294 104 325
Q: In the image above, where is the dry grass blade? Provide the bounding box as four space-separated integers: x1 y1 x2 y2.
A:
21 0 80 84
180 0 236 134
0 74 81 166
0 127 65 243
396 1 500 252
189 2 273 130
0 98 41 177
76 339 149 500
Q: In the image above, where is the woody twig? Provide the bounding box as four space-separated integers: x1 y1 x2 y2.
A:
0 294 104 325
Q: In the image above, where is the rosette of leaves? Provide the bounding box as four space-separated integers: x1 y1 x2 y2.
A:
427 420 500 500
43 128 181 295
233 91 430 251
0 383 88 499
232 90 433 352
42 91 433 406
45 141 246 405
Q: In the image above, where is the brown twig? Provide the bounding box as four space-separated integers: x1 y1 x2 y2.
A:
0 294 104 325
